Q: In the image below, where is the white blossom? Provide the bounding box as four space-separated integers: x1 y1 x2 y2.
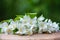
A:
38 15 45 22
9 20 17 30
38 22 48 33
16 15 37 35
1 22 12 34
0 14 59 35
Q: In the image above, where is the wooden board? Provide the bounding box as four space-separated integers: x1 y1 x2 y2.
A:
0 32 60 40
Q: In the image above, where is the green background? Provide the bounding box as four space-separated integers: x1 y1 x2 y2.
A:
0 0 60 23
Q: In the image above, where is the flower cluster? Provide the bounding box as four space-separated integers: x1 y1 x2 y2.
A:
0 14 59 35
38 15 59 33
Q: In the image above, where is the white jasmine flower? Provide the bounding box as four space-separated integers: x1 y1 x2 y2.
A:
1 20 17 34
31 24 37 33
16 17 37 35
0 14 59 35
44 19 48 22
31 16 37 24
47 19 59 33
16 23 27 34
17 26 27 34
19 18 23 23
9 20 17 30
38 22 47 33
29 16 37 33
16 24 32 35
0 24 2 28
16 15 37 35
47 19 54 33
38 15 46 33
52 22 59 31
5 28 13 34
23 15 31 20
38 15 45 22
48 19 52 24
1 22 9 33
16 29 33 35
1 22 13 34
26 29 33 35
20 15 31 24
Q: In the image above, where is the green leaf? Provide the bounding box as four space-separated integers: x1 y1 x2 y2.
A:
13 28 18 34
26 13 37 18
14 15 24 21
16 15 24 17
1 20 10 23
0 28 1 34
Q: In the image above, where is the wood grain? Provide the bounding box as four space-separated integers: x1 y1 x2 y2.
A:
0 32 60 40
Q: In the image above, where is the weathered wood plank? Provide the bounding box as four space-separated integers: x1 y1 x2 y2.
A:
0 32 60 40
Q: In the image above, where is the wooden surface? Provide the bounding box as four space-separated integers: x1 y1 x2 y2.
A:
0 32 60 40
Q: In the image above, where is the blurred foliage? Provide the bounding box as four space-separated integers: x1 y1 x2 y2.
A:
0 28 1 34
0 0 60 23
